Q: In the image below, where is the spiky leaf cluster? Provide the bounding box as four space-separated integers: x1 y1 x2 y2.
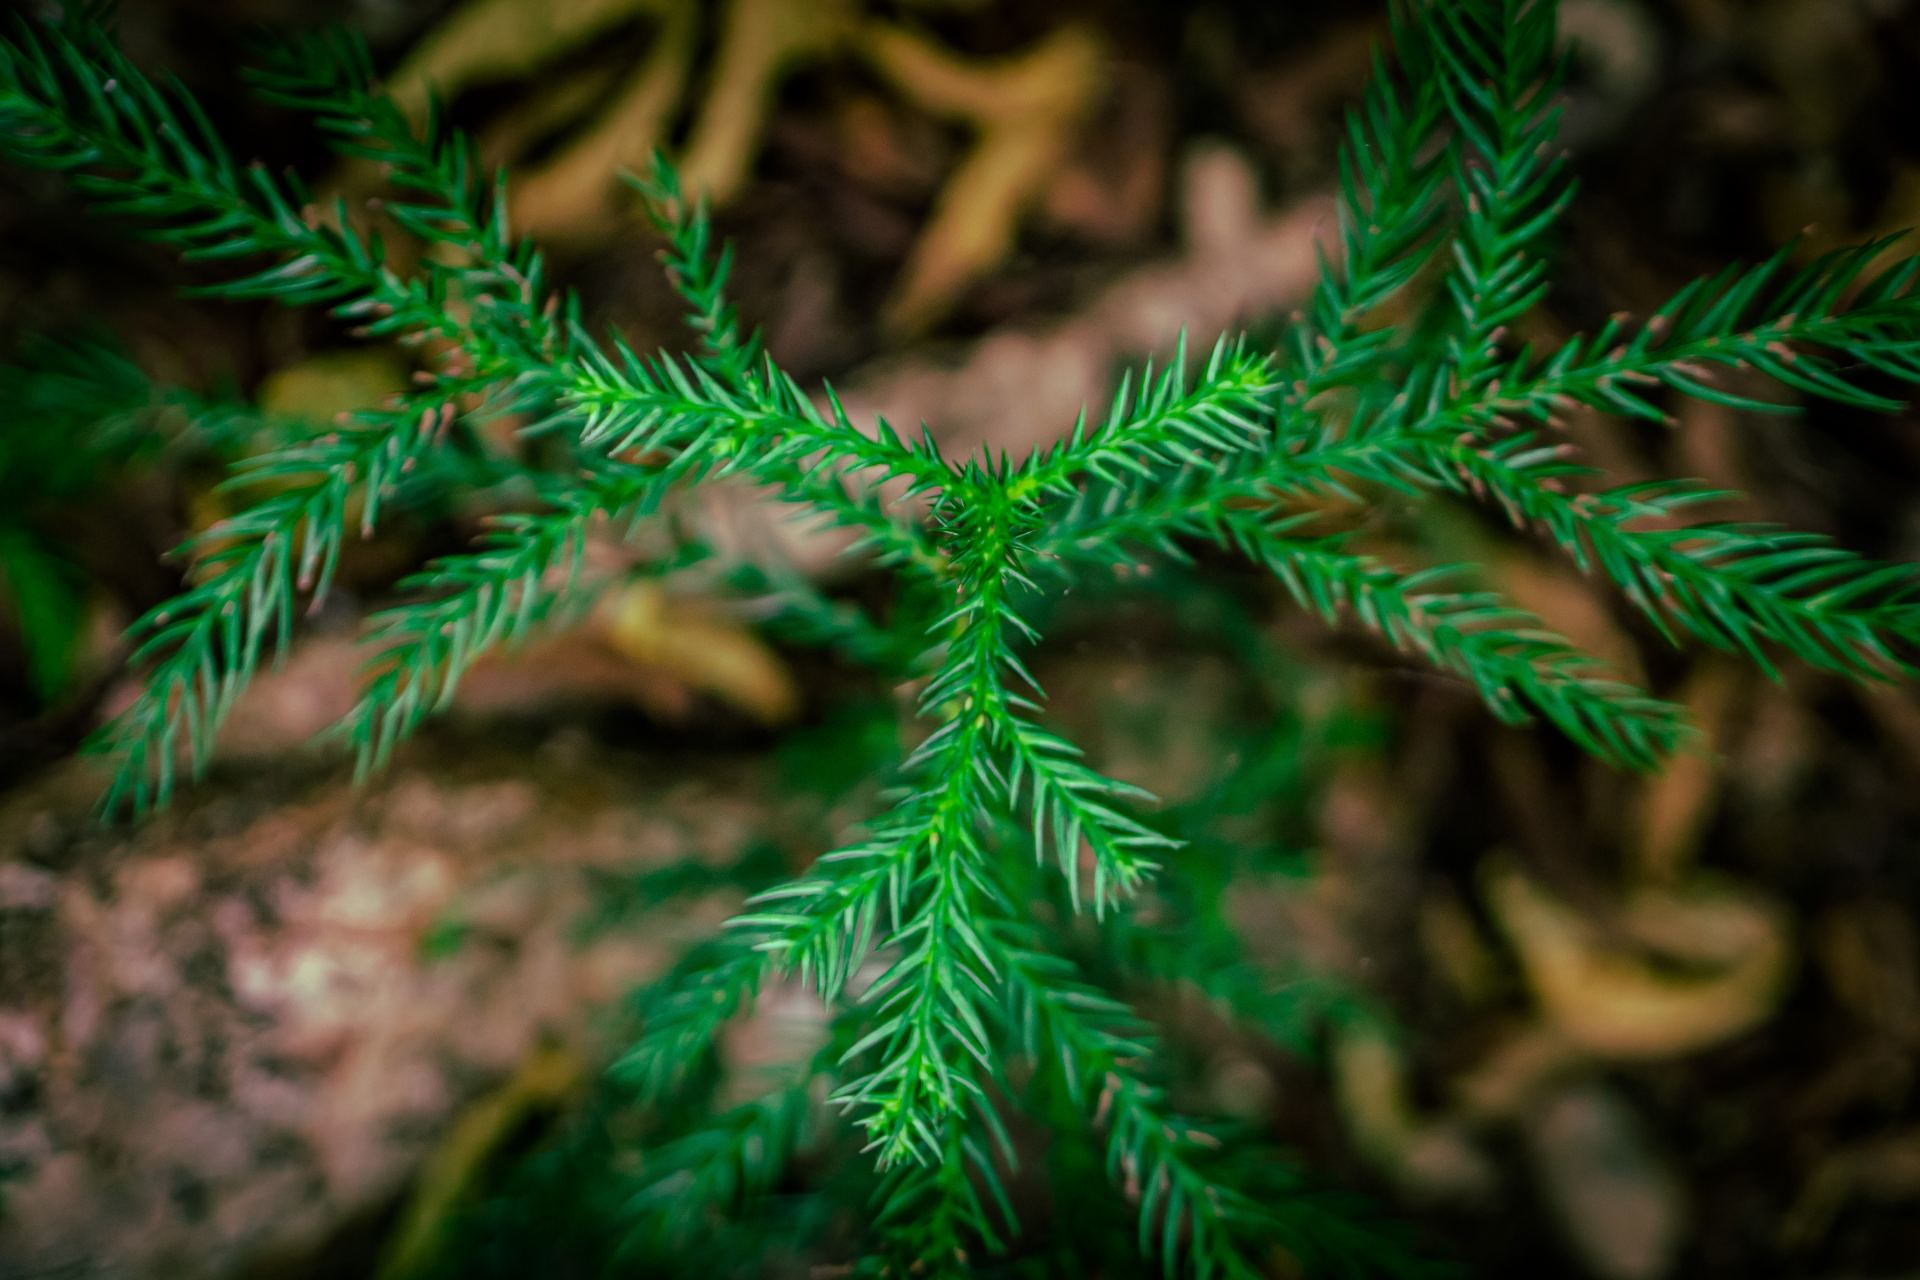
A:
8 1 1920 1274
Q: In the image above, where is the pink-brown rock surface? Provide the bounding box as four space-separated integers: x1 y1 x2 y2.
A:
0 739 778 1278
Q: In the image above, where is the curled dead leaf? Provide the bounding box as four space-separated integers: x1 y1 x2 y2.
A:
1480 856 1792 1060
1330 1019 1498 1204
601 579 801 726
860 22 1108 334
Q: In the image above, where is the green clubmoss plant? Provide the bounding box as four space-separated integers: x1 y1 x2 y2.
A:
6 2 1920 1274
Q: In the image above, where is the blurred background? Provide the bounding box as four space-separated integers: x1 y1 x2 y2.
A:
3 0 1920 1276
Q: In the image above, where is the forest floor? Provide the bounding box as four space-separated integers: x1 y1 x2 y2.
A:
3 1 1920 1277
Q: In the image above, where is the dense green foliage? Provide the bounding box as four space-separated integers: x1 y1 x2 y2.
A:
0 334 273 701
6 0 1920 1273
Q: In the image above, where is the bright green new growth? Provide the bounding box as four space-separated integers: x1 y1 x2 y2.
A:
6 1 1920 1273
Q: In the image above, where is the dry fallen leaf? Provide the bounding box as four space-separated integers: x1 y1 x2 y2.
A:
386 0 1107 327
1816 900 1920 1046
1631 663 1740 883
1781 1125 1920 1250
376 1043 585 1280
858 22 1107 334
507 1 698 240
1330 1019 1499 1204
601 579 801 726
1480 856 1792 1060
1525 1083 1687 1280
676 0 857 205
1418 888 1503 1006
387 0 665 117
